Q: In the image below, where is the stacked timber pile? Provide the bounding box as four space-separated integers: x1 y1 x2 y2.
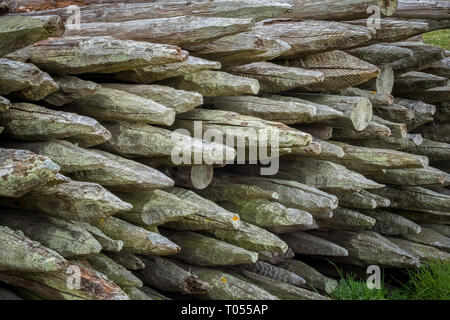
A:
0 0 449 300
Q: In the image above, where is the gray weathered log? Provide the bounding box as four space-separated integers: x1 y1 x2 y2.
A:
0 148 60 198
0 96 10 112
402 227 450 252
393 71 448 95
281 231 349 257
405 138 450 164
70 221 123 253
239 262 306 287
316 207 376 231
366 167 447 186
361 209 422 236
420 57 450 78
43 75 101 107
347 44 414 65
393 0 450 20
104 252 144 271
332 121 392 141
387 237 450 263
336 87 394 107
358 65 395 94
423 224 450 238
101 83 203 114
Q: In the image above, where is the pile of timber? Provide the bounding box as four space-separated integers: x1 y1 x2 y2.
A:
0 0 449 300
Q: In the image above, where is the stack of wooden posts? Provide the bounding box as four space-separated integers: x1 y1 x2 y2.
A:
0 0 449 300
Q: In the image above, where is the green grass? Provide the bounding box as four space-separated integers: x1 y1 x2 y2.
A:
331 259 450 300
423 29 450 50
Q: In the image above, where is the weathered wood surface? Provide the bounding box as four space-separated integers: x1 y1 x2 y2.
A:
231 269 329 300
0 15 64 56
347 44 414 65
0 180 132 222
0 209 102 257
423 224 450 238
393 71 448 95
44 75 101 107
114 190 197 226
186 32 290 66
274 159 384 192
0 58 58 100
388 237 450 263
0 262 129 300
316 207 376 231
293 126 333 140
202 221 289 260
250 19 373 59
239 262 306 287
358 65 395 94
395 208 450 225
312 230 419 267
0 148 59 197
402 226 450 252
404 138 450 163
2 140 106 173
285 93 373 131
0 96 10 112
395 97 436 130
163 187 241 231
70 221 123 253
279 50 380 91
225 62 324 94
104 252 144 271
366 167 447 186
279 0 398 20
13 0 292 22
164 165 214 190
361 209 421 236
0 287 22 300
281 231 348 257
64 16 255 47
86 253 143 288
163 230 258 266
92 216 180 255
72 149 174 192
101 83 203 114
393 0 450 20
8 36 187 74
0 103 111 145
336 87 394 107
421 57 450 78
333 121 392 141
279 260 338 294
137 256 211 295
387 43 446 72
100 121 235 166
331 191 378 210
0 225 65 272
115 55 221 84
219 199 314 230
371 186 450 213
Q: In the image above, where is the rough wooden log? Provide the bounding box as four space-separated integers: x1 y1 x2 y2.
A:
285 93 373 131
292 126 333 141
230 269 329 300
358 65 395 94
0 180 132 222
371 186 450 213
251 19 373 59
8 36 187 74
202 221 288 261
332 191 378 210
86 254 143 288
0 103 111 145
278 0 398 20
1 140 107 174
140 286 170 300
264 248 295 265
239 262 306 287
205 95 316 124
373 116 407 137
374 103 415 124
114 190 198 227
332 121 392 141
323 141 428 173
43 75 101 107
344 18 450 43
0 96 10 112
278 260 338 294
0 148 59 198
159 70 260 97
164 165 214 190
408 85 450 104
361 209 421 236
4 0 144 12
179 264 278 300
347 44 414 65
64 16 255 47
0 209 102 257
173 109 312 149
280 231 349 257
137 256 211 295
395 97 436 130
274 159 384 193
336 87 394 107
13 1 292 22
311 230 419 267
104 252 144 271
423 224 450 238
384 42 446 72
100 121 236 166
278 50 380 91
393 208 450 225
0 58 58 100
92 216 180 255
162 230 258 266
393 0 450 20
69 221 122 253
387 237 450 263
163 187 240 231
393 71 448 95
405 138 450 164
219 199 314 230
115 55 221 84
72 149 174 192
304 139 345 159
0 262 129 300
186 32 290 66
402 227 450 252
101 83 203 114
316 207 376 231
0 15 64 56
366 167 447 186
420 57 450 78
0 225 65 272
